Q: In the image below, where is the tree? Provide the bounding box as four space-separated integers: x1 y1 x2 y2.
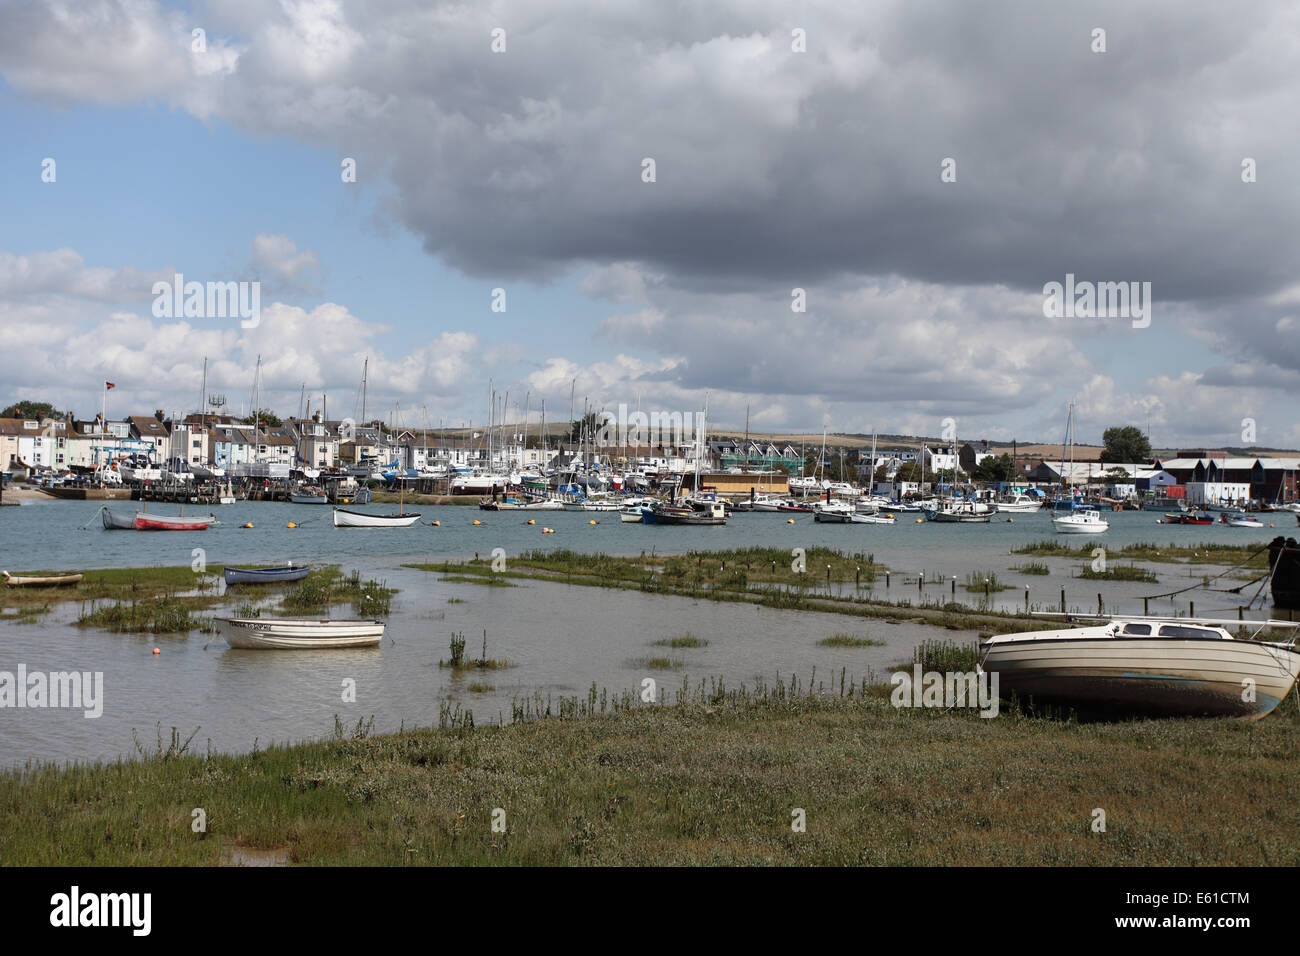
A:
568 411 602 443
972 453 1015 482
2 400 63 419
241 409 282 427
1101 426 1150 463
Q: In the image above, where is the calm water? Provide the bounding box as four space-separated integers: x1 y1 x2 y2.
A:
0 499 1288 766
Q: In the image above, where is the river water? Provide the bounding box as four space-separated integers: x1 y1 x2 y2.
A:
0 498 1288 766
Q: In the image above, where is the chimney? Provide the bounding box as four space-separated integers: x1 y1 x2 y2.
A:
155 409 165 421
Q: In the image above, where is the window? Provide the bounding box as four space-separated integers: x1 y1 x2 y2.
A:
1119 623 1152 636
1157 625 1216 639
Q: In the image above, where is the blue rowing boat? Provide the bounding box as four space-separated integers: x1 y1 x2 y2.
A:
223 565 311 585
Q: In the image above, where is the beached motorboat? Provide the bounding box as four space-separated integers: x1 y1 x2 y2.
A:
1052 509 1109 534
223 564 312 585
980 618 1300 719
214 616 385 649
2 570 83 588
332 507 422 528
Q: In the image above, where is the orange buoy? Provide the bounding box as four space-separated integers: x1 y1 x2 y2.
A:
287 522 297 528
472 519 481 525
242 522 253 528
589 519 598 525
152 648 160 655
527 519 535 525
432 520 440 526
787 518 795 524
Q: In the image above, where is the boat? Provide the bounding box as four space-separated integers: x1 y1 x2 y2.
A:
1221 514 1264 528
2 570 83 588
925 499 994 523
1268 537 1300 610
1052 508 1109 534
135 512 214 531
333 507 422 528
994 493 1043 513
980 618 1300 719
648 499 727 525
1164 511 1213 525
1049 404 1107 534
223 564 312 585
101 507 213 530
214 616 385 649
290 486 328 504
813 500 857 523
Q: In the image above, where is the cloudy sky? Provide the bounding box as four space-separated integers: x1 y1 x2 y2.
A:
2 0 1299 447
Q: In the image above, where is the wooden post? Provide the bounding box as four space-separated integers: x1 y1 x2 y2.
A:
1190 601 1195 618
856 567 860 588
1060 587 1065 613
951 577 956 598
885 571 890 589
1097 593 1103 616
1025 586 1030 614
1144 597 1149 615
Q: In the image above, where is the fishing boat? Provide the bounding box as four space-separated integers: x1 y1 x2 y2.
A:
1164 511 1213 525
290 486 328 504
995 493 1043 513
648 499 727 525
1052 508 1108 534
1268 537 1300 610
980 618 1300 719
223 564 311 585
2 570 83 588
813 500 857 523
333 507 421 528
214 616 385 649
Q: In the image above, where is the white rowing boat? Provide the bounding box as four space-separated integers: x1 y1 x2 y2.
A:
214 616 385 649
3 570 83 588
332 507 421 528
980 618 1300 719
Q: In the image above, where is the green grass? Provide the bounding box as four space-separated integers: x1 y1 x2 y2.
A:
439 575 517 587
817 633 885 647
962 571 1015 592
3 688 1296 865
3 566 220 618
905 639 980 673
1014 540 1269 568
1076 565 1159 583
76 598 205 634
439 631 511 670
652 633 708 648
1013 562 1051 575
628 656 685 670
280 568 396 616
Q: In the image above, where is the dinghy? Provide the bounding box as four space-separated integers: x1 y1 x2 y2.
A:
223 565 311 585
2 570 83 588
135 512 213 531
980 618 1300 719
214 616 385 649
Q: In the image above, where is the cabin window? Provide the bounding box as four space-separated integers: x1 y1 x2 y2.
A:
1119 623 1152 636
1157 625 1214 639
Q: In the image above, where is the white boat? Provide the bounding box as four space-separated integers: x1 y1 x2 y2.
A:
1222 515 1264 528
3 570 83 588
813 500 857 523
1052 508 1109 534
450 472 511 494
995 493 1043 512
981 618 1300 719
215 616 385 649
924 500 995 522
332 507 421 528
192 463 226 480
101 507 137 529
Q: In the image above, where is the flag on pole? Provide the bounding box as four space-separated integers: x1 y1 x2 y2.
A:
105 382 116 389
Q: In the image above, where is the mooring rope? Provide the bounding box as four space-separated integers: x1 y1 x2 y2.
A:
1139 543 1273 601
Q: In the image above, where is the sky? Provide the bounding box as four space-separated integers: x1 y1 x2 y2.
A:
1 0 1299 448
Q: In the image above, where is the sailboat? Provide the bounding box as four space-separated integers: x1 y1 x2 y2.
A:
1052 404 1109 534
333 421 421 526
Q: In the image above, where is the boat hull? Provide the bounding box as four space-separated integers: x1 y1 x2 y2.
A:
215 617 385 649
982 635 1300 719
101 508 138 530
1268 537 1300 610
135 514 214 531
223 566 311 585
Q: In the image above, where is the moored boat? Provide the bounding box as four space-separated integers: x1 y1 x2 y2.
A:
135 512 214 531
980 618 1300 719
214 616 385 649
101 507 138 529
1268 537 1300 610
332 507 422 528
1052 508 1108 534
2 570 84 588
223 565 312 585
